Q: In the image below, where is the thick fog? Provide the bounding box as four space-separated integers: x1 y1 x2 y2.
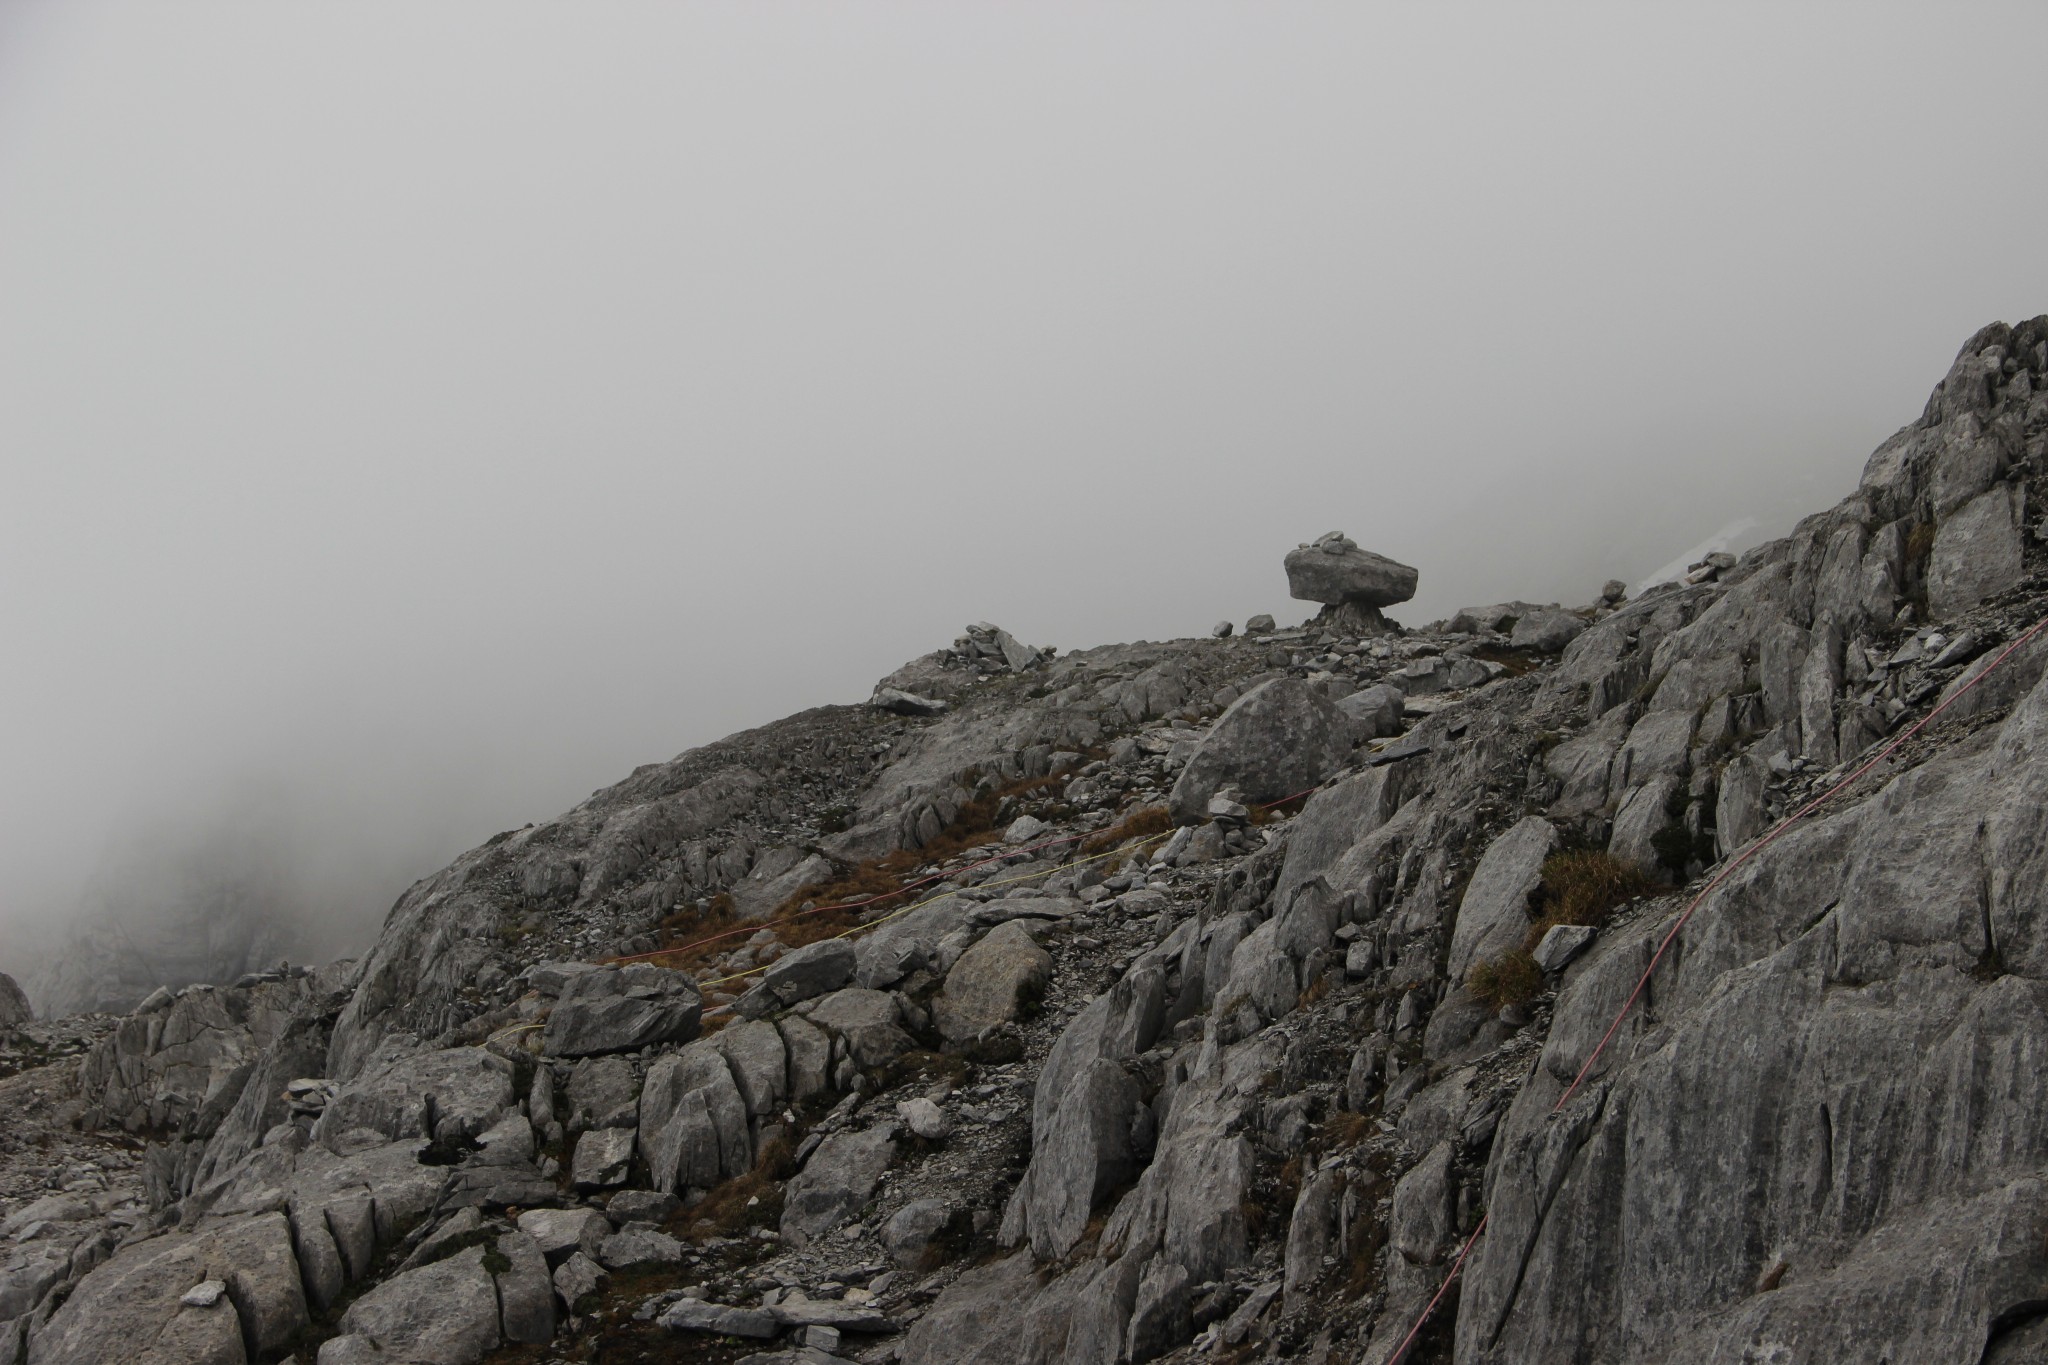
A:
3 3 2046 994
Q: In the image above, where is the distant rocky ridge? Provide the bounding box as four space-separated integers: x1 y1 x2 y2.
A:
1 316 2045 1365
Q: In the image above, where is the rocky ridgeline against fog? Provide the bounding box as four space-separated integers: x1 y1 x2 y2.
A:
4 318 2048 1364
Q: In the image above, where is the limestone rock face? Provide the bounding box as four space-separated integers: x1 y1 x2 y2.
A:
1283 532 1419 608
1458 658 2048 1363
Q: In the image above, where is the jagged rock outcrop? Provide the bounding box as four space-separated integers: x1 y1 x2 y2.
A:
0 976 29 1030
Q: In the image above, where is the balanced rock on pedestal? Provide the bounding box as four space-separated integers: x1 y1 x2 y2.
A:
1284 532 1417 633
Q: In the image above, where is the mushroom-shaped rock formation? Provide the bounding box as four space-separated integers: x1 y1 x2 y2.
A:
1284 532 1417 632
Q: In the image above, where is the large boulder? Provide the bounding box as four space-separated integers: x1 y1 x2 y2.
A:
1283 532 1418 608
1168 679 1350 824
1928 483 2026 617
29 1213 308 1365
313 1047 515 1149
332 1244 503 1364
932 922 1052 1045
542 964 701 1058
807 988 915 1069
638 1042 751 1194
1001 1056 1148 1260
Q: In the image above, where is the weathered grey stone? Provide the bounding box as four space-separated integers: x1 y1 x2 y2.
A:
1168 679 1349 824
28 1212 309 1365
728 848 835 920
336 1244 501 1365
777 1015 832 1104
551 1251 606 1312
1284 533 1418 608
1457 659 2048 1364
606 1189 679 1222
1389 1141 1454 1264
882 1198 953 1268
569 1126 634 1192
471 1110 535 1166
639 1042 751 1193
716 1019 789 1117
1124 1259 1193 1364
1929 482 2025 617
780 1125 897 1245
1445 816 1557 984
1003 1056 1145 1260
542 964 701 1057
516 1207 610 1265
0 974 29 1029
596 1226 684 1269
736 939 858 1018
314 1046 515 1150
1283 1166 1345 1311
494 1228 557 1344
660 1299 780 1338
932 921 1051 1044
895 1096 951 1140
565 1055 639 1132
1609 775 1683 874
1336 682 1406 739
851 896 974 990
807 988 914 1069
1532 923 1597 973
871 686 949 717
1510 608 1588 654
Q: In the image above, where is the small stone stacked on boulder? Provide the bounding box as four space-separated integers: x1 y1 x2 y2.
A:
1284 532 1418 635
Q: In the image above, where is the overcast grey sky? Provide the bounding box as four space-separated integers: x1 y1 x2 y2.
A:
3 2 2045 968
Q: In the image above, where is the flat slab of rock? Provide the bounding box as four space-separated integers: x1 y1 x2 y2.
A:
597 1225 685 1269
516 1207 611 1264
661 1298 782 1337
543 965 702 1057
1284 532 1418 608
336 1243 502 1365
736 939 858 1019
1533 923 1597 973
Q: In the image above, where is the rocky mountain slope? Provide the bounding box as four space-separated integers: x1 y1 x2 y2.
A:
3 316 2046 1364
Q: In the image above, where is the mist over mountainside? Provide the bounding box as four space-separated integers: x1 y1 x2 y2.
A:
6 4 2047 1013
3 319 2047 1365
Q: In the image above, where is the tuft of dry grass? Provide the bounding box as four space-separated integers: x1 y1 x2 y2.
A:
1523 850 1662 949
676 1135 795 1242
1081 803 1173 857
1468 949 1544 1010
